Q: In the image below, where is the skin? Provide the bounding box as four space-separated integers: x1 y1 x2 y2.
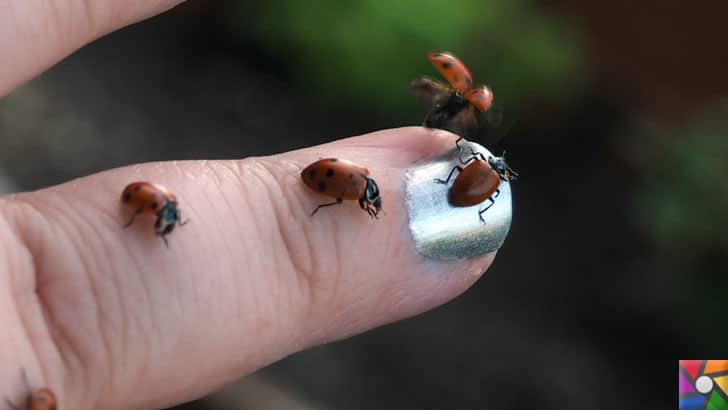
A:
0 2 495 409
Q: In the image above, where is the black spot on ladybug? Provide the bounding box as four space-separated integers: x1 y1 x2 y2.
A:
318 182 327 192
151 202 159 210
326 168 334 177
122 192 132 202
348 173 354 179
134 185 141 192
329 158 338 162
309 169 317 178
442 61 452 69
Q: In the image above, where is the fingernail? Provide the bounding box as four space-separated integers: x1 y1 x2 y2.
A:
404 141 513 260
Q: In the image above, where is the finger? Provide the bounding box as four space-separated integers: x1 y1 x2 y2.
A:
0 0 185 97
0 127 501 410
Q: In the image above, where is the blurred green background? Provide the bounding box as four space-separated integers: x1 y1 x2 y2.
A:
1 0 726 408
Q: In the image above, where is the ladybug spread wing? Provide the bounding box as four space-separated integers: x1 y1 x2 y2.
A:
409 77 452 109
464 85 493 112
427 52 473 92
301 160 368 201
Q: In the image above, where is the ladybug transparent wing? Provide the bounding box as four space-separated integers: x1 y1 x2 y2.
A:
446 104 478 137
409 76 452 109
469 96 517 149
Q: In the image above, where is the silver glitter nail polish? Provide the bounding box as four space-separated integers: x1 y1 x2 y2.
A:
405 141 513 260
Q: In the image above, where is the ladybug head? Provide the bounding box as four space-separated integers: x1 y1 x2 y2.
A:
363 177 382 217
488 152 518 182
155 201 180 234
30 389 57 410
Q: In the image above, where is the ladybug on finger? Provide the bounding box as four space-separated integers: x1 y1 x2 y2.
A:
4 369 57 410
121 182 188 246
435 148 518 223
410 51 497 146
301 158 382 219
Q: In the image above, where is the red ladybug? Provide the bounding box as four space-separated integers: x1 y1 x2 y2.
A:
301 158 382 218
435 148 518 222
4 369 57 410
121 182 188 246
410 51 497 144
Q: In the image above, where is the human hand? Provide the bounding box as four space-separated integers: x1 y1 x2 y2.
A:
0 1 502 409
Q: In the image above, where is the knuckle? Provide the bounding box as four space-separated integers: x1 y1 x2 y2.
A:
236 157 347 313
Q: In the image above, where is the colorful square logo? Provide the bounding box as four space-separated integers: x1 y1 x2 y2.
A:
680 360 728 409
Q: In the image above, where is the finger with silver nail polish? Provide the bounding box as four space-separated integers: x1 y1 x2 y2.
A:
405 141 513 260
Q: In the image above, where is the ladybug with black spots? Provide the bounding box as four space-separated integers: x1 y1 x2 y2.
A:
435 148 518 223
121 182 188 246
4 369 57 410
301 158 382 218
410 51 497 144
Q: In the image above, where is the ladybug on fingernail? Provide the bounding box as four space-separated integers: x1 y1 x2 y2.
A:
435 148 518 223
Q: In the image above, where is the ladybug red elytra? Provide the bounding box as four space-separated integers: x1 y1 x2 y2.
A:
410 51 498 145
301 158 382 218
4 369 57 410
435 148 518 223
121 182 188 246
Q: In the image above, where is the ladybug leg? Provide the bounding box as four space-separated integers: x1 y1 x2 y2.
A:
457 149 485 165
177 209 190 226
493 189 501 198
455 122 471 150
4 398 18 410
458 146 488 164
311 198 342 217
123 208 143 228
360 201 379 219
154 216 175 248
5 368 29 410
434 165 463 184
20 367 30 393
478 197 497 223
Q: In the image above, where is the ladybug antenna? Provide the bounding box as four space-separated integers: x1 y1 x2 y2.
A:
505 157 519 180
20 368 31 393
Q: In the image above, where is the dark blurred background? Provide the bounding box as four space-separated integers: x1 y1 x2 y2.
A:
1 0 726 408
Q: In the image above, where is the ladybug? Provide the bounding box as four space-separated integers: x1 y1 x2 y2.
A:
435 148 518 222
4 369 57 410
410 51 498 145
300 158 382 218
121 182 188 246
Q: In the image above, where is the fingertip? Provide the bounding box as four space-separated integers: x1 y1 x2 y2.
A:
310 126 458 156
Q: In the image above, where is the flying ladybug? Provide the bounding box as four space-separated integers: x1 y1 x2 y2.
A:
410 51 502 145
